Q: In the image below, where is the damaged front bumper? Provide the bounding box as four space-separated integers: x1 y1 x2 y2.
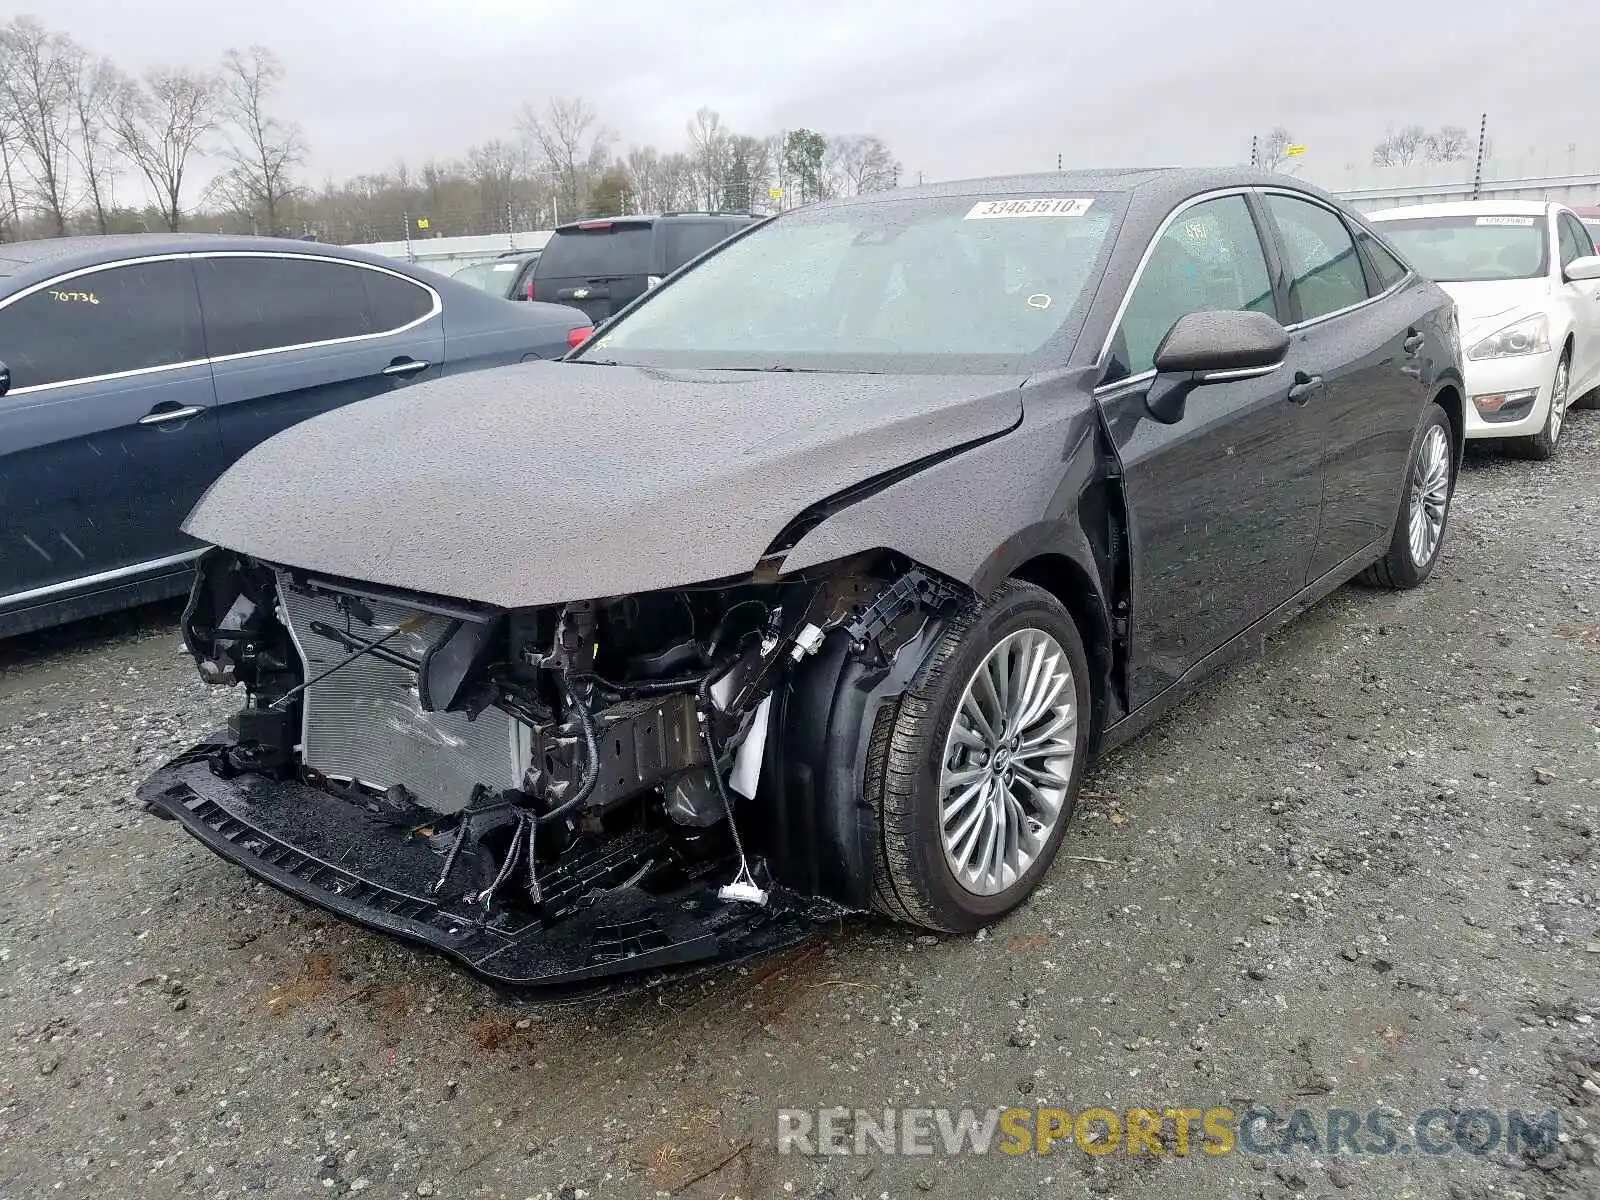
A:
139 735 844 993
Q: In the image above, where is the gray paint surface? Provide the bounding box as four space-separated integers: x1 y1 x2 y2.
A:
783 372 1104 589
184 361 1025 607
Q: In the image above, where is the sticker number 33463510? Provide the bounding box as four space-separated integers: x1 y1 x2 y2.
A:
965 198 1094 220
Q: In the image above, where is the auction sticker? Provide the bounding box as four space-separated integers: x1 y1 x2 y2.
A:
1475 216 1535 226
966 198 1094 220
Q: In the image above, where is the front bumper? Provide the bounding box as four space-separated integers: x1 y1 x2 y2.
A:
1462 350 1556 438
138 736 842 994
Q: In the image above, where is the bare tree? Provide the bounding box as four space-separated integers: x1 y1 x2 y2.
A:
466 138 528 219
625 144 662 211
1257 126 1297 172
651 151 700 212
111 68 218 231
211 46 304 235
65 51 123 234
517 96 609 220
0 17 77 234
0 54 25 238
1372 125 1428 167
685 107 728 210
1424 125 1472 163
829 134 900 195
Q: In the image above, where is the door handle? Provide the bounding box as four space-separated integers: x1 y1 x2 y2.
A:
1402 331 1425 354
1287 372 1325 404
382 358 430 378
138 405 205 425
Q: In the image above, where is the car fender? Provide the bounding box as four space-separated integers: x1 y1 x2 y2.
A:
763 382 1122 904
781 374 1108 593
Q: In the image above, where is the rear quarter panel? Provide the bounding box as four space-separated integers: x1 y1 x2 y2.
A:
438 288 589 369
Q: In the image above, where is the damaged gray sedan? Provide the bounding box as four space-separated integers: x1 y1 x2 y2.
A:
140 168 1466 989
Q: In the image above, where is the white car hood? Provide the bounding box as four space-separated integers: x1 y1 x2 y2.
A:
1440 278 1552 341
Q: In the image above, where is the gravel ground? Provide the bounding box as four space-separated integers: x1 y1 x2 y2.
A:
2 415 1597 1200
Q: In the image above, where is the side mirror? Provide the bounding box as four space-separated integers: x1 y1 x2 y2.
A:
1565 254 1600 282
1145 310 1290 424
0 359 10 398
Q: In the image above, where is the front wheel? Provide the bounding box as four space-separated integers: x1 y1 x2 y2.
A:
865 581 1090 933
1514 351 1568 460
1357 404 1455 590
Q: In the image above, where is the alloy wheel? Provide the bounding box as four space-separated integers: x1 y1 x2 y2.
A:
1407 423 1451 569
938 628 1078 896
1550 357 1568 445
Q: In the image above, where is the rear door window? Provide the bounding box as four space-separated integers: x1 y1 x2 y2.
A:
362 268 434 329
1354 226 1409 294
661 221 735 271
1265 195 1370 322
534 225 655 279
0 258 205 389
197 256 371 356
195 256 431 357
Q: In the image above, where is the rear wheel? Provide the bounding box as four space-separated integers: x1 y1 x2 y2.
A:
1514 351 1568 461
865 581 1090 933
1358 404 1455 590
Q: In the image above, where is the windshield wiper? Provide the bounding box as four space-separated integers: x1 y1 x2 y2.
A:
720 365 880 374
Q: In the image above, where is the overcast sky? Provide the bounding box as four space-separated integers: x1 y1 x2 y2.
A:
37 0 1600 191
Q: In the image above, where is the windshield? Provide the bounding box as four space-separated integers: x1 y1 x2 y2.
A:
577 193 1124 373
451 262 500 292
1376 214 1548 282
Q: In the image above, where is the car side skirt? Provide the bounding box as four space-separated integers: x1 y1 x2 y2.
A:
0 564 196 639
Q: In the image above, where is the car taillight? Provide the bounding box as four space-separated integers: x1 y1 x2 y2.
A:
567 326 594 349
526 279 536 301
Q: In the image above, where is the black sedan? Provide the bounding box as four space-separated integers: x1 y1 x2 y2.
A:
0 235 592 637
142 168 1464 988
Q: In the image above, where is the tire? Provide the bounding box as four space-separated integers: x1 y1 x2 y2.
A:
1514 350 1568 461
1357 403 1455 590
864 580 1091 933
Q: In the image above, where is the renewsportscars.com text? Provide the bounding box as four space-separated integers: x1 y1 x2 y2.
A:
776 1105 1561 1159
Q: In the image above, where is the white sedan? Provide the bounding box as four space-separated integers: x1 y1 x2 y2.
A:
1371 199 1600 460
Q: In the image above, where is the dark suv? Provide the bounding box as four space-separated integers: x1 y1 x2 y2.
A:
527 212 761 322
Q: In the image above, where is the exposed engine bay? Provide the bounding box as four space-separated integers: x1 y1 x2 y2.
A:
139 547 967 990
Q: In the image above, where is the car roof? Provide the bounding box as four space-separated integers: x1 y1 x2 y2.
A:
550 212 756 233
802 166 1330 212
0 232 423 284
1369 199 1556 220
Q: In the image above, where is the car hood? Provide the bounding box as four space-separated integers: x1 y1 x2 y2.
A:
1439 278 1553 340
184 361 1026 607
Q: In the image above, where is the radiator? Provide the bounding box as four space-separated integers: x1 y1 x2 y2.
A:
276 575 526 813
